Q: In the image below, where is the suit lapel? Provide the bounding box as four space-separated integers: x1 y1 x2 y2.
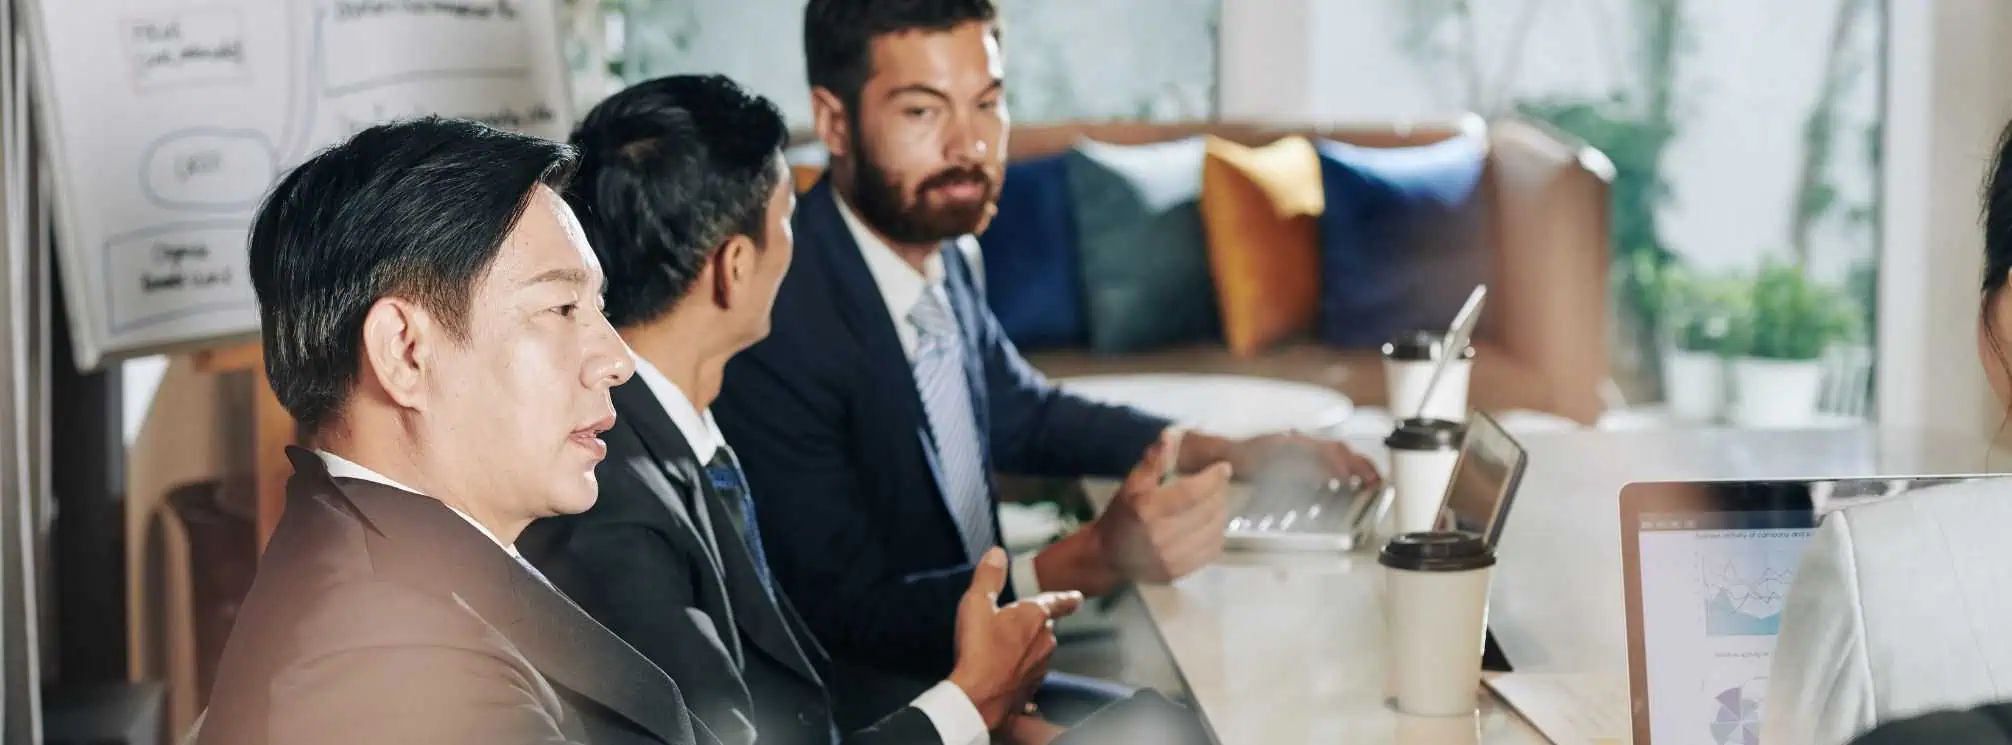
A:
497 564 704 745
803 179 982 549
613 380 729 578
804 178 924 410
284 447 703 745
614 381 826 689
691 454 827 688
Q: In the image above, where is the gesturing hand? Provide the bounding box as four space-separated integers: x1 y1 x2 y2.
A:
1224 432 1381 490
948 548 1085 730
1093 433 1233 584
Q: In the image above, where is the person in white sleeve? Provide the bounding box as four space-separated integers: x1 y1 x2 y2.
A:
1766 117 2012 745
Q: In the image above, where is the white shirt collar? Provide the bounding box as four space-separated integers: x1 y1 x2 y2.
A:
628 352 727 464
315 448 519 556
833 189 945 359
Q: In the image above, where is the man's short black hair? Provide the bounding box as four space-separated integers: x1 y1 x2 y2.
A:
564 73 788 328
803 0 999 109
248 116 578 433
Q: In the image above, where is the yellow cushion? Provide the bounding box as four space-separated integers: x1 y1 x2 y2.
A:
792 164 824 193
1200 136 1325 356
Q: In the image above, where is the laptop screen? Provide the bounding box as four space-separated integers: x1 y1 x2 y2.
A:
1441 409 1525 546
1632 507 1816 745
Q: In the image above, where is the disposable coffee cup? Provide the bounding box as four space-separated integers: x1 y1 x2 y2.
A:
1394 711 1481 745
1384 418 1464 535
1380 531 1496 717
1382 330 1475 422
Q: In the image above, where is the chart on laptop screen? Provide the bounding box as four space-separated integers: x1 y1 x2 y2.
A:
1637 512 1814 745
1700 540 1800 636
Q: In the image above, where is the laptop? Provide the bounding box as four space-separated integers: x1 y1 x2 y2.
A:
1435 408 1527 546
1437 408 1527 673
1619 479 1821 745
1222 286 1489 552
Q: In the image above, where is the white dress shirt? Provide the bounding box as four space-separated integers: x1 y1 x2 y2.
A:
836 193 949 360
832 193 1062 604
631 353 988 745
833 194 1054 607
315 450 522 562
1765 478 2012 745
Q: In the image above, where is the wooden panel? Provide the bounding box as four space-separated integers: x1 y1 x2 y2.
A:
250 362 292 550
788 118 1485 159
190 342 261 376
188 341 293 549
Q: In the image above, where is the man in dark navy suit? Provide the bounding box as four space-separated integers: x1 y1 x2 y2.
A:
521 73 1209 745
710 0 1382 731
519 74 1091 745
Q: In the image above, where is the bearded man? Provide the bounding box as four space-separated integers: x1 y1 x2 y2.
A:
710 0 1379 733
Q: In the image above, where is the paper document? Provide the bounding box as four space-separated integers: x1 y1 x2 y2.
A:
1485 673 1633 745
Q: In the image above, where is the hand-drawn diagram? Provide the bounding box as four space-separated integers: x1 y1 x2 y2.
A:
82 0 569 343
321 0 535 96
139 127 278 212
133 0 556 212
104 220 252 335
122 8 251 91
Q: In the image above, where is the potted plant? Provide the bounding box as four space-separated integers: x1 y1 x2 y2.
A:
1723 260 1856 428
1645 257 1743 421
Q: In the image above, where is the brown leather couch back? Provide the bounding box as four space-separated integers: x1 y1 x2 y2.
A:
791 118 1613 423
1000 121 1476 154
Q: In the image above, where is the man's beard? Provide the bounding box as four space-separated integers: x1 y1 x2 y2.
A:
847 136 998 245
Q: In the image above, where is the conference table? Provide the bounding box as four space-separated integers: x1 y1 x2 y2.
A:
1079 426 2012 745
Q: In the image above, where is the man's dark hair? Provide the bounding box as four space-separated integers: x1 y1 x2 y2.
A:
803 0 999 110
565 73 788 328
248 116 578 433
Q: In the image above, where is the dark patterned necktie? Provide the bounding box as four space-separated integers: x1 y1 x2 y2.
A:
705 444 778 602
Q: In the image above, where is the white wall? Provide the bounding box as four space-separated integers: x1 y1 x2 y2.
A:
619 0 1218 127
1217 0 1311 120
1660 0 1884 284
1875 0 2012 442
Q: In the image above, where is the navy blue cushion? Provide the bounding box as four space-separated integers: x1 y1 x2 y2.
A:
977 154 1086 349
1064 137 1218 353
1316 134 1489 348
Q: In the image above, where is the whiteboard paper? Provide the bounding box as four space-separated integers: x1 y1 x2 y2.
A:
23 0 574 370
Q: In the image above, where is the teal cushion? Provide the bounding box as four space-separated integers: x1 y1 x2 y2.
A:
1064 138 1218 353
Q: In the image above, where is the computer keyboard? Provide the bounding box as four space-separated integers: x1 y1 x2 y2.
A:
1223 471 1387 552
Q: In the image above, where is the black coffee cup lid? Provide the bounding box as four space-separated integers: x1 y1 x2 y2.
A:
1381 330 1478 362
1384 417 1464 451
1379 531 1495 572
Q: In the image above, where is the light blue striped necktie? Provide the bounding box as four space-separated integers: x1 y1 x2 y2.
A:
907 286 997 560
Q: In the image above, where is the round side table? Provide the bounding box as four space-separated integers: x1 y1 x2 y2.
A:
1054 373 1355 439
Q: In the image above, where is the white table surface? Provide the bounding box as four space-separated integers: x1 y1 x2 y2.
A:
1085 426 2012 745
1055 373 1355 439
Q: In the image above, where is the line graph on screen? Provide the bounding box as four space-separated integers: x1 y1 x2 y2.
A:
1699 549 1797 636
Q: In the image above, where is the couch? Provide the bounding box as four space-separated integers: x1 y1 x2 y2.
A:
789 116 1613 425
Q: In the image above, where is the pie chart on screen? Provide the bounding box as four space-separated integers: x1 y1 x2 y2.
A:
1710 678 1767 745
